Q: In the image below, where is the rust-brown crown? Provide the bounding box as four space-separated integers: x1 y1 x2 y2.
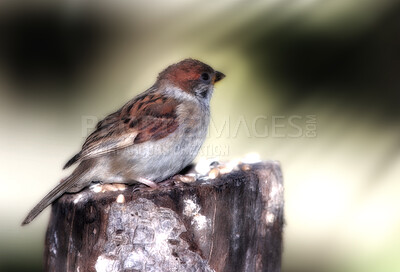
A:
157 59 225 93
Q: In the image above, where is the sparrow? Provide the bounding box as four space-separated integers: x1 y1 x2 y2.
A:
22 58 225 225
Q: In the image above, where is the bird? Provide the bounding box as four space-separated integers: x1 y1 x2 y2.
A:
22 58 225 225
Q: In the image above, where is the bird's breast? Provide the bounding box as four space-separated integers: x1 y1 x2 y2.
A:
176 101 209 142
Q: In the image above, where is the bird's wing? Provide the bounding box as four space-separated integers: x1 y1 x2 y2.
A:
63 92 180 169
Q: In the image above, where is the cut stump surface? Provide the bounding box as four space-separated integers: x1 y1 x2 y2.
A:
45 161 284 272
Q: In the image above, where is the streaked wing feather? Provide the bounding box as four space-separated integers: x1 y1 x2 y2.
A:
66 92 179 164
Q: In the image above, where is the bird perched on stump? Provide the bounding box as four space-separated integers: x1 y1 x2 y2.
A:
22 58 225 225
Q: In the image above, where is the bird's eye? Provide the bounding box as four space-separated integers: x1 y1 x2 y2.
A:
201 73 210 82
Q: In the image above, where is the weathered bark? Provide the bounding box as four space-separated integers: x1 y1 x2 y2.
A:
44 161 284 272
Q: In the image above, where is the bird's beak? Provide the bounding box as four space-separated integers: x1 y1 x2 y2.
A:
213 71 226 84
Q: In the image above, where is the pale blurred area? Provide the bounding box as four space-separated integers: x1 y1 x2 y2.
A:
1 0 400 271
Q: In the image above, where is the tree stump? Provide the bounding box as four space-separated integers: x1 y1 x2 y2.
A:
44 160 284 272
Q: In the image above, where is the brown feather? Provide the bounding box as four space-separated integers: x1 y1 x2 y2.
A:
64 92 180 165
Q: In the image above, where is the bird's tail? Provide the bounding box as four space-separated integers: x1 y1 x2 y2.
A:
22 171 82 225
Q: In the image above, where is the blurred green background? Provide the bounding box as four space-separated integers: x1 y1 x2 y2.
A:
1 0 399 271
